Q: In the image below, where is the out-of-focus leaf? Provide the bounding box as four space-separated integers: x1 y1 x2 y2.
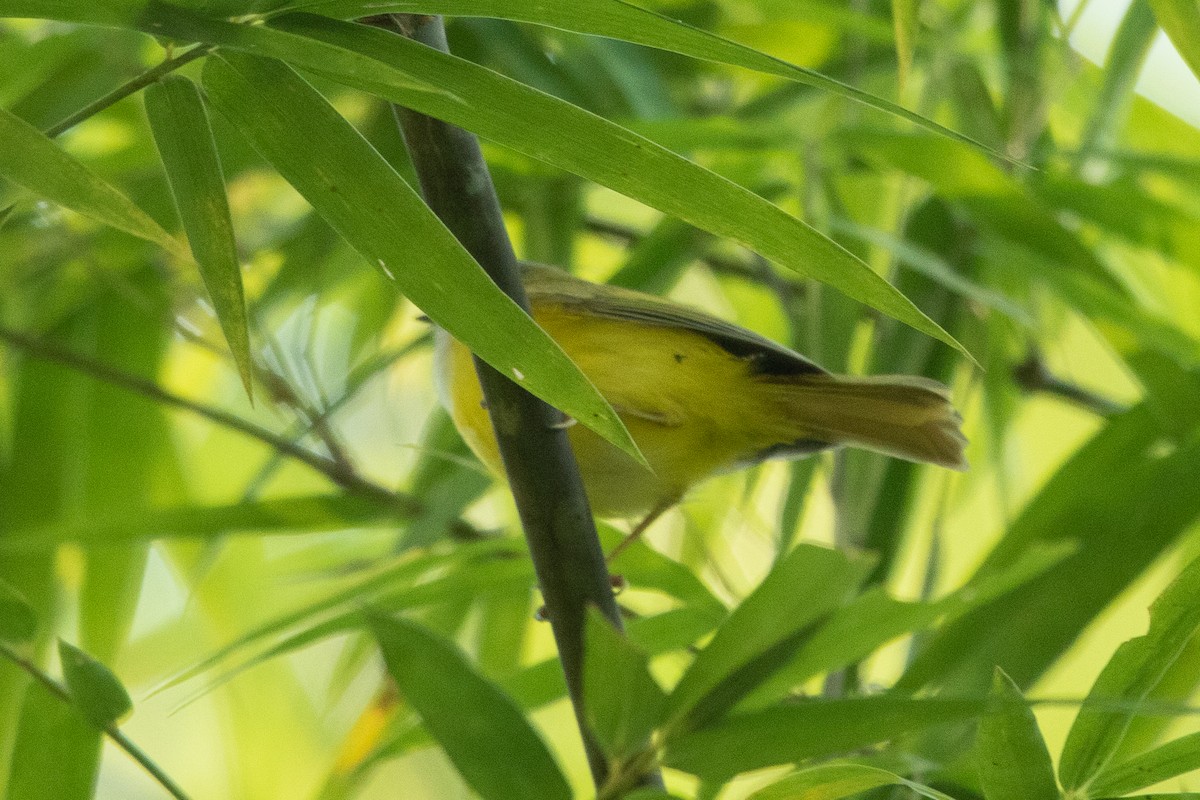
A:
747 762 955 800
977 669 1058 800
260 14 973 361
156 539 521 693
144 75 253 398
370 613 571 800
665 544 871 728
4 688 102 800
740 542 1074 709
1059 555 1200 791
663 697 984 780
1092 731 1200 797
4 493 413 546
623 791 685 800
845 130 1113 284
1034 176 1200 276
0 581 36 643
1148 0 1200 83
306 0 1006 157
1076 0 1157 164
832 218 1033 325
583 608 666 761
58 641 132 728
902 400 1200 695
0 104 184 258
892 0 918 93
2 4 973 359
200 52 640 461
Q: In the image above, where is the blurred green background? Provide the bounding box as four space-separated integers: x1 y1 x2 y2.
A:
2 1 1200 798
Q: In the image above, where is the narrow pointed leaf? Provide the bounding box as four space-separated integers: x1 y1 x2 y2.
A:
200 52 638 460
665 544 870 727
1148 0 1200 83
663 697 984 781
583 607 667 761
145 75 253 398
308 0 1009 160
58 641 132 728
0 5 972 360
1060 555 1200 790
747 762 956 800
1092 731 1200 797
270 14 971 361
0 104 184 258
977 669 1058 800
369 613 571 800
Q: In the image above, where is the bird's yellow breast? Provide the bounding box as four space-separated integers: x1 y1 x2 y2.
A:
435 298 776 518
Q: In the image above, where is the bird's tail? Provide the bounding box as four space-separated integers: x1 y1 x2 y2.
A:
759 373 968 470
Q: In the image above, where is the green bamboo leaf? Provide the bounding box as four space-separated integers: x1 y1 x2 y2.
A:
58 641 132 728
747 762 956 800
369 613 571 800
665 544 871 728
902 403 1200 696
1148 0 1200 83
0 4 972 360
305 0 1009 161
845 129 1114 284
1092 731 1200 797
1059 554 1200 791
271 13 972 362
739 542 1074 710
583 607 667 761
0 103 185 258
977 669 1058 800
663 697 984 781
144 75 253 398
199 52 639 461
0 579 37 642
1076 0 1158 165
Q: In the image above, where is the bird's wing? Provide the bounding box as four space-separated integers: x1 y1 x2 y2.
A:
521 262 828 378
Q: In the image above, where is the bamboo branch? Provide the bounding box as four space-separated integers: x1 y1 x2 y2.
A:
377 13 646 789
1013 350 1126 418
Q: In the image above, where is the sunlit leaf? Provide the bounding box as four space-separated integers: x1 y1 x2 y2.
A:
977 668 1058 800
144 74 253 398
58 641 132 728
747 762 955 800
1091 730 1200 797
200 51 639 459
0 103 184 258
583 607 666 761
1148 0 1200 83
370 613 572 800
663 697 984 781
665 544 871 728
1059 554 1200 791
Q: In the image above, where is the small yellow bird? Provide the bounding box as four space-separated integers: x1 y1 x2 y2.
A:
436 262 966 522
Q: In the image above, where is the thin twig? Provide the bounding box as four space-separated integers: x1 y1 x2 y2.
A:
0 642 193 800
44 45 214 138
242 337 429 499
0 324 482 541
1013 350 1126 418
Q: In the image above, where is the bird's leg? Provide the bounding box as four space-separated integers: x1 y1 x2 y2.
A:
606 497 677 563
